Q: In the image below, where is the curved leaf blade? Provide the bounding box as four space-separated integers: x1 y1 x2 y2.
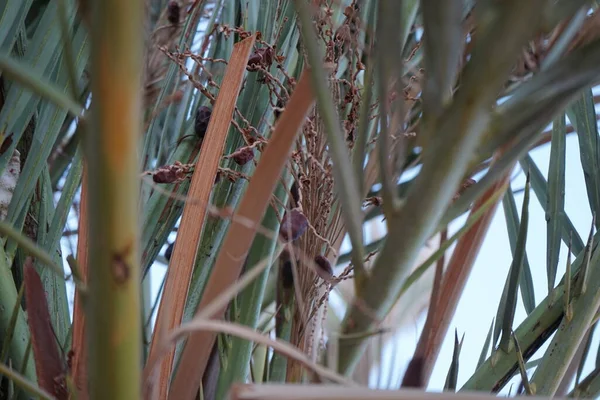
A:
499 174 530 352
546 113 566 296
502 184 536 314
566 89 600 229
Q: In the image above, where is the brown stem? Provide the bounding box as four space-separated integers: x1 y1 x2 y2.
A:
410 151 512 386
70 167 89 400
402 229 447 388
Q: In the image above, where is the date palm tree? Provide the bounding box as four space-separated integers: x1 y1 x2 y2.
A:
1 0 600 399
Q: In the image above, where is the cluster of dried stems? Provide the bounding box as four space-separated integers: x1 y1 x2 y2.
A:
140 0 474 388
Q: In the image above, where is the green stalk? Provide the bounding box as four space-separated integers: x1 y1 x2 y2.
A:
0 246 36 386
215 177 291 398
461 233 598 392
530 234 600 395
498 176 530 352
86 0 144 397
352 38 375 196
546 113 566 301
293 0 366 288
569 368 600 398
375 0 403 213
269 280 295 382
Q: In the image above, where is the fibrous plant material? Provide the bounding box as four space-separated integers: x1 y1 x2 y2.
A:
274 0 377 371
143 0 187 107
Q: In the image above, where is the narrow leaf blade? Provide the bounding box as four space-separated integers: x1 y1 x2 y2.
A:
546 113 566 294
499 175 530 352
444 330 464 392
566 89 600 229
502 185 536 313
477 319 494 369
521 154 585 253
164 66 315 400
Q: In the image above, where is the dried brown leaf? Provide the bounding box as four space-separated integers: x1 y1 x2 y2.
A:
167 68 315 400
411 156 511 385
569 11 600 51
24 258 68 400
70 167 89 400
144 34 257 400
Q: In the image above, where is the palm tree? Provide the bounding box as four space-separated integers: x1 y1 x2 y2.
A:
1 0 600 399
